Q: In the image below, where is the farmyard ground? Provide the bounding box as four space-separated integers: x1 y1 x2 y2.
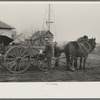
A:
0 46 100 82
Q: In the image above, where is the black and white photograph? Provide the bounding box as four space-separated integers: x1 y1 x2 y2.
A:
0 1 99 82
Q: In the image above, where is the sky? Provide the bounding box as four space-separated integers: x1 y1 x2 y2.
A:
0 2 100 42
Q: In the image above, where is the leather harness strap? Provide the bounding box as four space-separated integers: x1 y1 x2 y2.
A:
85 41 91 50
79 41 92 57
80 43 89 53
80 41 91 52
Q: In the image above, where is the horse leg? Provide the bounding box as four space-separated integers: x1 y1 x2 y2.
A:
69 59 75 71
67 54 75 71
65 56 71 71
74 57 77 69
79 57 82 70
66 58 69 70
83 58 86 70
68 56 75 71
55 59 59 66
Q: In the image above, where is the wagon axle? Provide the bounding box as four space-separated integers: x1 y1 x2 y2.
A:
15 57 21 63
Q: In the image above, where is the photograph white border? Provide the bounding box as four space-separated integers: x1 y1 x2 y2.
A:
0 82 100 98
0 1 100 98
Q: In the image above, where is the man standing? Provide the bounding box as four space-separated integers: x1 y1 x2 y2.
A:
43 37 53 73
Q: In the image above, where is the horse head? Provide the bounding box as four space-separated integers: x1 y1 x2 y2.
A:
88 38 96 51
54 41 67 57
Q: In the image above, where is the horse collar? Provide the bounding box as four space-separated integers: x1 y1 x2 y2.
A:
80 41 92 56
85 41 91 50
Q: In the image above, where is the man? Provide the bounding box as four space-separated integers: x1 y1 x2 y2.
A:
43 37 54 73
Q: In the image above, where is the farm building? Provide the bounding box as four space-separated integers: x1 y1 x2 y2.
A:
0 20 15 38
25 30 53 46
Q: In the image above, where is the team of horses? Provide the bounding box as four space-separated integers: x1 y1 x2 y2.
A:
54 35 96 71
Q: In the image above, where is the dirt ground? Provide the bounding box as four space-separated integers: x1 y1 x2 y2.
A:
0 46 100 82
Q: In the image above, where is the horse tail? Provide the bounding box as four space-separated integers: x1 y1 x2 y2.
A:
65 42 76 63
65 42 72 61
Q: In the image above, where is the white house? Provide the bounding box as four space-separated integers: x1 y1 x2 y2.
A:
0 20 15 38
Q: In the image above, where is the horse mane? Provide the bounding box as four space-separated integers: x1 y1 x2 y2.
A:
77 35 89 43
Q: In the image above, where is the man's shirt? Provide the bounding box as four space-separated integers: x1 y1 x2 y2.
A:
43 42 53 57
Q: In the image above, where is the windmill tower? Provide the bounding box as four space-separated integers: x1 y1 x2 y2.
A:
46 4 54 31
30 4 57 46
42 4 57 42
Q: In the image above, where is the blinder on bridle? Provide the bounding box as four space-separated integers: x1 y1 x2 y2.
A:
88 38 96 52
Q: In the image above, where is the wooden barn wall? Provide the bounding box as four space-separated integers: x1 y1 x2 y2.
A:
33 33 53 46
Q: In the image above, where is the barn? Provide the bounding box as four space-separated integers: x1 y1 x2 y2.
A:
25 30 53 46
0 20 15 38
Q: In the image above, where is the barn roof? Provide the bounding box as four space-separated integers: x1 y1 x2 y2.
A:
33 30 53 40
43 30 53 36
32 30 53 38
0 20 15 29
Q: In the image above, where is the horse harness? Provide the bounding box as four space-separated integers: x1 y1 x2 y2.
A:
79 41 92 57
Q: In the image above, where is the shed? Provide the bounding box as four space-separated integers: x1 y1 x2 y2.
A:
26 30 53 46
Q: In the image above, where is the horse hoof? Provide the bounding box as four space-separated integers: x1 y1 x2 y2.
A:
70 68 75 72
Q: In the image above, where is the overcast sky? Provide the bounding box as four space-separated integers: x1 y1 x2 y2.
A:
0 2 100 42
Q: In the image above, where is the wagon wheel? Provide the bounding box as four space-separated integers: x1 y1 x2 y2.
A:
4 46 31 74
37 55 55 71
29 47 40 67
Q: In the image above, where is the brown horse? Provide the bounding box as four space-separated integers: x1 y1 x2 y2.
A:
64 38 96 71
74 35 89 68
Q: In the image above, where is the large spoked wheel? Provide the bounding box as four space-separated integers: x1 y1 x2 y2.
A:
37 55 55 71
29 47 40 66
4 46 31 74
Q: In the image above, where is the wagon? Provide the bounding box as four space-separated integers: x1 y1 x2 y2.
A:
0 35 55 74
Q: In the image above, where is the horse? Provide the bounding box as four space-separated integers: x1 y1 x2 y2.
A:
74 35 89 68
64 38 96 71
54 35 89 67
54 41 68 66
